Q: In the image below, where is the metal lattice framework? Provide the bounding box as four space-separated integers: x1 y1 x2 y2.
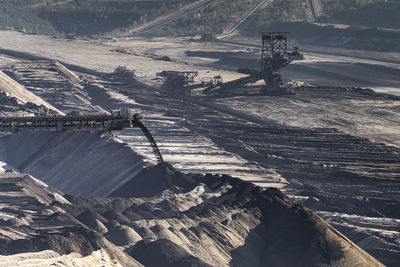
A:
261 32 289 71
261 32 291 86
157 71 198 89
0 112 142 132
0 111 165 164
208 32 303 93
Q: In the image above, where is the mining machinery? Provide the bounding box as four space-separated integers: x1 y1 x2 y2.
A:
261 32 303 86
156 70 198 89
0 109 164 163
0 110 142 132
210 32 303 92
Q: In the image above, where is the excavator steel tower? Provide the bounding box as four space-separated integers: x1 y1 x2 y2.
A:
207 32 303 94
261 32 290 86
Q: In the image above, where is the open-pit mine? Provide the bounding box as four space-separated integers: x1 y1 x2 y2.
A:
0 21 399 267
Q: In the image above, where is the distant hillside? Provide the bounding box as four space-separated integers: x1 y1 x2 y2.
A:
38 0 197 36
321 0 387 16
0 0 58 35
241 0 400 52
250 0 385 30
0 0 396 39
148 0 260 36
0 0 197 37
329 0 400 28
0 0 261 37
255 0 308 27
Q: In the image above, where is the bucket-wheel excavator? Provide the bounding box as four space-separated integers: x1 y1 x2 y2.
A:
208 32 303 93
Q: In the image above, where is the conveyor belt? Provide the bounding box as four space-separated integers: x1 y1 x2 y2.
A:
0 113 142 131
0 112 165 165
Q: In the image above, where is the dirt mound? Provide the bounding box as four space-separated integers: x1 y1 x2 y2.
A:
102 210 131 225
0 172 141 266
76 209 108 233
105 225 142 246
0 167 383 266
187 178 382 267
109 163 199 198
2 131 148 197
128 239 212 267
65 170 383 266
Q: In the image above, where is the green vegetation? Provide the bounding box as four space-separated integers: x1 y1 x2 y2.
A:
0 0 393 39
151 0 385 37
256 0 308 27
329 0 400 28
150 0 258 36
321 0 385 15
0 0 198 37
241 0 400 52
39 0 196 36
0 0 58 35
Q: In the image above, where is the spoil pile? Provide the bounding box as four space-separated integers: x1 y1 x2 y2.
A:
0 163 383 266
66 165 383 267
1 131 148 197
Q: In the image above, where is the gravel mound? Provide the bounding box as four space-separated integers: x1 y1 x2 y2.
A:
105 225 142 246
128 239 212 267
76 209 108 233
0 165 384 266
109 163 199 198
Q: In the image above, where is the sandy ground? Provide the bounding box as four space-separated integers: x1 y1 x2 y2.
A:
0 34 287 188
0 30 397 94
215 93 400 148
0 31 244 86
0 250 123 267
0 170 383 267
